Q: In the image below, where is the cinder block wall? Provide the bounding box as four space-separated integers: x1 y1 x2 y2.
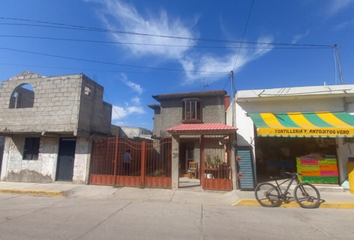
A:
152 107 161 138
77 76 112 136
0 72 112 136
0 73 82 133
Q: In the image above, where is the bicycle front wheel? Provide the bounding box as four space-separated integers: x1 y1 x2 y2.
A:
255 183 281 207
294 183 321 208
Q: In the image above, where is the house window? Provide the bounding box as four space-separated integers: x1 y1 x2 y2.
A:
23 138 40 160
182 98 202 122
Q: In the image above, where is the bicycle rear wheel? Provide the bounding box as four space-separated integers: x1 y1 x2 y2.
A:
255 183 281 207
294 183 321 208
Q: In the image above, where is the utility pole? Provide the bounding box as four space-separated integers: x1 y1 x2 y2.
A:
229 71 235 128
334 44 344 85
230 71 235 97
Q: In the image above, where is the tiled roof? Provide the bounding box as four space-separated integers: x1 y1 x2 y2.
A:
167 123 237 132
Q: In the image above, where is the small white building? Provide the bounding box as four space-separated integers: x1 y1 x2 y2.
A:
119 126 152 140
228 84 354 189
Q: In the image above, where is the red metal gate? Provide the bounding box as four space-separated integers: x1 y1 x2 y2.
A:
89 137 172 188
200 135 233 191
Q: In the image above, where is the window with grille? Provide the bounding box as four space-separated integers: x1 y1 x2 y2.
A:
23 138 40 160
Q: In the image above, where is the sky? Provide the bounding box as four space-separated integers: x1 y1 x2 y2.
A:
1 0 354 131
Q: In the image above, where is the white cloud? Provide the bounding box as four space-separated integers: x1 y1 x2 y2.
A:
92 0 274 85
334 19 354 31
120 73 143 94
180 36 274 84
112 105 146 123
131 97 141 105
124 80 143 94
291 30 310 44
325 0 354 17
95 0 197 59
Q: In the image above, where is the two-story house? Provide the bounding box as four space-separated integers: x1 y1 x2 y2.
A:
148 90 237 191
0 71 112 184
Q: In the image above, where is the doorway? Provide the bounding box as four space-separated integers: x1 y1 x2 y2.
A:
179 142 195 177
56 138 76 181
179 141 201 189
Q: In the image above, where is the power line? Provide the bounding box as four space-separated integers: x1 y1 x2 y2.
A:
0 34 332 50
232 0 255 72
0 62 223 75
0 17 333 48
0 47 228 74
222 74 232 90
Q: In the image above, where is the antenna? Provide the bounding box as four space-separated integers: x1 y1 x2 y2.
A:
93 74 98 83
203 78 209 91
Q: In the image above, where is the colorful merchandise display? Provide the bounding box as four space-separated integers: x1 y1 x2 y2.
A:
296 157 338 184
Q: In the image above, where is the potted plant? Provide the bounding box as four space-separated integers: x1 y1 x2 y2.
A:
205 154 212 168
213 155 221 168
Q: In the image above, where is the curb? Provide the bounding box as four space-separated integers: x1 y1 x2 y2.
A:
0 188 67 198
232 199 354 209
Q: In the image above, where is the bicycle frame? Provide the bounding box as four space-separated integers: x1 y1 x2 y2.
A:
273 175 300 201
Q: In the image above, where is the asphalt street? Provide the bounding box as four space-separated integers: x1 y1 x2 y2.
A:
1 193 353 240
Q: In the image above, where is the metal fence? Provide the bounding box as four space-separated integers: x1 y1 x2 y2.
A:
89 137 172 188
201 135 233 191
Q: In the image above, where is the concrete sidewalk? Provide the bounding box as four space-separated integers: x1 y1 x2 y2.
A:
1 181 354 208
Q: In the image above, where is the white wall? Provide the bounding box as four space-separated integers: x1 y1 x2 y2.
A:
73 137 92 184
1 136 59 182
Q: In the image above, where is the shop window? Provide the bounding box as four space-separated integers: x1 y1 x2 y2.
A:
9 84 35 109
23 138 40 160
182 98 202 122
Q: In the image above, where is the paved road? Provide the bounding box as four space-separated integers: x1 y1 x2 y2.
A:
1 193 354 240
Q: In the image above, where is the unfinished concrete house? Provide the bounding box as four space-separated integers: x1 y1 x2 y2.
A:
0 71 112 184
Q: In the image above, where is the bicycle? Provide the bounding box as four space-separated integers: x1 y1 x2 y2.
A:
254 172 321 208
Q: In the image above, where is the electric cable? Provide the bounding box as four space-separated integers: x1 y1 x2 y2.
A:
0 17 333 48
0 47 228 74
232 0 255 72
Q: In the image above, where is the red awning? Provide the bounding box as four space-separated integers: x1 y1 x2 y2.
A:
167 123 237 135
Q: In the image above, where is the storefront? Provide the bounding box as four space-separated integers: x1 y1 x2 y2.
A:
232 85 354 189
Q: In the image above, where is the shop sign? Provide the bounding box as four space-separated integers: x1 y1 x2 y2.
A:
258 127 354 138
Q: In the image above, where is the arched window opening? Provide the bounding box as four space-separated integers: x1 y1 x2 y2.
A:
9 84 35 109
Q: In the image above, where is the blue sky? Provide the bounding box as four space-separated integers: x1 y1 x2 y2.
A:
1 0 354 130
